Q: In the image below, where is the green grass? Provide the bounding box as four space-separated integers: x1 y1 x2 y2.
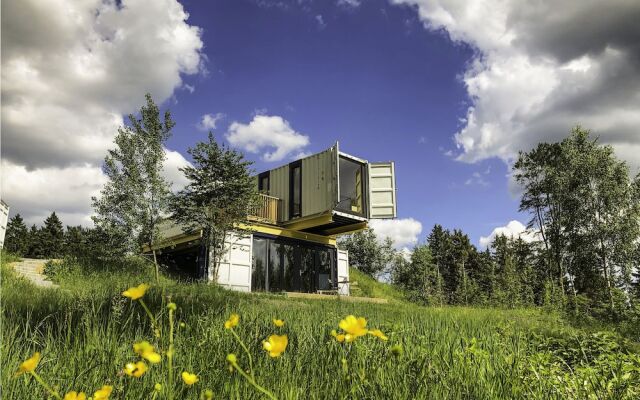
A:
348 267 406 303
2 257 639 399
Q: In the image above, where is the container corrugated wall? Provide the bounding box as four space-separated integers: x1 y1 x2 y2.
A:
301 146 337 218
269 164 290 221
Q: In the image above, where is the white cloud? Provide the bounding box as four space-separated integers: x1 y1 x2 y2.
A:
479 220 538 249
392 0 640 170
226 115 310 162
1 0 203 225
162 148 192 192
338 0 362 8
369 218 423 249
315 15 327 30
198 113 224 131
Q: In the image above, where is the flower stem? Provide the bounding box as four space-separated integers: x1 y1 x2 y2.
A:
230 328 254 379
229 361 278 400
29 371 61 400
138 299 160 335
168 306 175 400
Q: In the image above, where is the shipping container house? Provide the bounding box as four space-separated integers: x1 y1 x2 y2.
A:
154 143 396 296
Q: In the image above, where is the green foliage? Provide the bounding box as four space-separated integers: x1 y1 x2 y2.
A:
41 212 64 258
4 214 29 256
92 93 174 258
338 228 395 277
391 245 444 305
169 132 258 280
514 126 640 311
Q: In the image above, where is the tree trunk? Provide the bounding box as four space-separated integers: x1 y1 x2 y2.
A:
152 248 160 284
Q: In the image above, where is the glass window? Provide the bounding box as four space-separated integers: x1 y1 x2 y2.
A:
338 156 365 215
268 241 283 292
291 164 302 217
251 237 267 291
317 248 333 290
259 173 269 193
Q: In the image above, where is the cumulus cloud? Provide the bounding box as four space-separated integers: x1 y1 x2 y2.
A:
197 113 224 131
338 0 362 8
369 218 423 249
226 115 310 162
479 220 538 249
1 0 203 225
162 149 193 192
392 0 640 170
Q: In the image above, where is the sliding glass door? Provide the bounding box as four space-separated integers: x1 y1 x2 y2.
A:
251 235 335 293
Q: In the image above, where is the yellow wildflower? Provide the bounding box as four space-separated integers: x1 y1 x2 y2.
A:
368 329 388 341
63 391 86 400
273 319 285 327
338 315 368 341
15 352 40 376
133 341 162 364
224 313 239 329
202 389 214 400
93 385 113 400
262 334 288 358
182 371 199 385
167 302 177 310
123 361 148 378
331 330 345 343
154 383 162 392
122 284 149 300
226 353 237 364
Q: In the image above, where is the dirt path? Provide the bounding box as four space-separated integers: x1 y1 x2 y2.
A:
10 258 58 288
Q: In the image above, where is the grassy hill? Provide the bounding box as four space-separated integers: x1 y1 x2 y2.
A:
347 267 406 303
2 257 639 399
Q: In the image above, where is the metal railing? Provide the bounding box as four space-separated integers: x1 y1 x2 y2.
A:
249 193 281 225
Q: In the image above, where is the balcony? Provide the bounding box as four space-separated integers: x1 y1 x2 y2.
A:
248 193 281 225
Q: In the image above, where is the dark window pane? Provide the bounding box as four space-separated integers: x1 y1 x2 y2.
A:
317 249 332 290
282 243 295 291
268 241 283 292
252 238 267 291
292 166 301 217
300 247 315 292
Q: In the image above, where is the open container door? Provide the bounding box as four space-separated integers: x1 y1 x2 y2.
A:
368 162 397 219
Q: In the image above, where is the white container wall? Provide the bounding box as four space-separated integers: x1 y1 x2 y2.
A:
213 232 253 292
337 249 350 296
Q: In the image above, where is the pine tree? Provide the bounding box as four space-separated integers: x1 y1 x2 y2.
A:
27 224 44 258
339 228 396 277
4 214 29 256
41 212 64 258
169 132 259 281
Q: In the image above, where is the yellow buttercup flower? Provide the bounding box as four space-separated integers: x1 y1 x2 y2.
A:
15 352 41 376
93 385 113 400
182 371 199 385
338 315 368 340
133 341 162 363
203 389 214 399
224 313 239 329
154 383 162 392
123 361 148 378
368 329 389 341
122 284 149 300
331 329 345 343
273 319 285 327
262 334 288 358
63 391 86 400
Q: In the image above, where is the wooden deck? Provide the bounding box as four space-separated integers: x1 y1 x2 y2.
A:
285 292 388 304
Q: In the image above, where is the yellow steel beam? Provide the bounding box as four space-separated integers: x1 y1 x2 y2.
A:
238 222 336 246
281 212 334 231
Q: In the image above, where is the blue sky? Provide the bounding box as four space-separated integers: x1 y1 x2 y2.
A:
4 0 638 249
166 0 520 247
